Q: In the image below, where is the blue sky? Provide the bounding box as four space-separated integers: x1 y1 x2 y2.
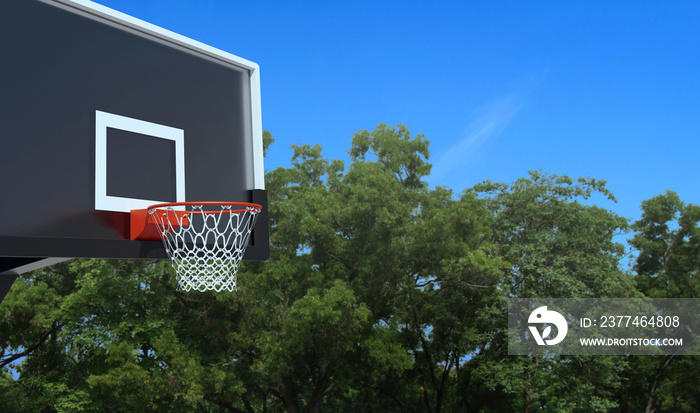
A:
96 0 700 225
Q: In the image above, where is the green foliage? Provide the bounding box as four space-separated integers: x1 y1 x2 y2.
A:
0 126 697 412
470 170 635 299
461 171 637 412
349 123 431 189
630 190 700 298
621 191 700 413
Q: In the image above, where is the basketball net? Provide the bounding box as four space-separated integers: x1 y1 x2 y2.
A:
149 203 260 292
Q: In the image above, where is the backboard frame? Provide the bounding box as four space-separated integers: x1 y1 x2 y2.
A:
0 0 268 295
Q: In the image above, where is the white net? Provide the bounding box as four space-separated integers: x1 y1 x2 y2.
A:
149 203 260 292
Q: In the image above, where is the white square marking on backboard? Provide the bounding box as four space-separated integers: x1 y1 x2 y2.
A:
95 110 185 212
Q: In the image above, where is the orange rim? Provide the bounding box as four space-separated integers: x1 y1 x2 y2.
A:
148 201 262 215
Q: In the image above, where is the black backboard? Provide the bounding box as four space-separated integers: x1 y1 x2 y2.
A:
0 0 268 286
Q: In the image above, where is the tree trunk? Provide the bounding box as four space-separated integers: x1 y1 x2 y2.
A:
308 359 333 413
645 355 675 413
523 388 533 413
273 378 300 413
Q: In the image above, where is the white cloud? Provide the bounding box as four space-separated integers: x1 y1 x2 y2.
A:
431 70 547 185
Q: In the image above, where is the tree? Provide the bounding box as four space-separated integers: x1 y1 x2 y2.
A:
237 124 502 411
630 190 700 299
1 124 499 412
3 126 696 412
621 190 700 413
471 170 635 299
464 171 637 412
0 259 210 412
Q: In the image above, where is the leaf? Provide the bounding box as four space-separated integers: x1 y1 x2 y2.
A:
542 325 552 339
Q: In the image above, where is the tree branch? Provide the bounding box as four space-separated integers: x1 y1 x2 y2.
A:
645 354 676 413
0 321 67 369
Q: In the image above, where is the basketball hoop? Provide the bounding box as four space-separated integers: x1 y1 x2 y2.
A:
131 202 262 292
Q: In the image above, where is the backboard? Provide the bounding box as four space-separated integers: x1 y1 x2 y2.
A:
0 0 269 297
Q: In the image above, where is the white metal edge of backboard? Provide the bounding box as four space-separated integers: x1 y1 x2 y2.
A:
43 0 266 197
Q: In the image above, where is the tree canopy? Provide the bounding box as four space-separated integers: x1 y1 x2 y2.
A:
1 125 698 412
